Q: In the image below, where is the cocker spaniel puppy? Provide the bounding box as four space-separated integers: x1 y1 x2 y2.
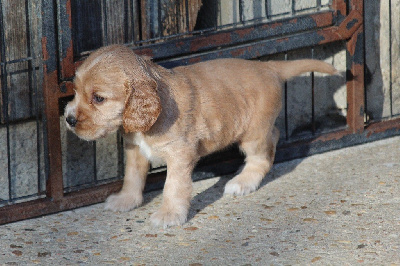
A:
65 45 337 227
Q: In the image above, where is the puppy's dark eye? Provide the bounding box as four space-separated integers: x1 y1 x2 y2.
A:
93 94 105 104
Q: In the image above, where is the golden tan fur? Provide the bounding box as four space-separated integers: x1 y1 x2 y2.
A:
65 44 337 227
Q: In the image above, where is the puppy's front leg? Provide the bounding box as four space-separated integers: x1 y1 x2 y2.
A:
151 157 194 228
105 143 149 212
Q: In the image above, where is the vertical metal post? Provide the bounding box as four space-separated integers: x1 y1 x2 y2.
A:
185 0 189 32
26 0 44 195
0 0 12 202
346 0 364 133
239 0 244 23
317 0 322 10
284 52 289 140
102 0 109 45
311 48 316 135
157 0 162 37
93 142 98 183
57 0 75 80
388 0 393 117
42 0 64 200
291 0 295 15
265 0 269 19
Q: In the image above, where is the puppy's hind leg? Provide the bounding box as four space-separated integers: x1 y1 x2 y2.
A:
105 143 149 212
224 126 279 196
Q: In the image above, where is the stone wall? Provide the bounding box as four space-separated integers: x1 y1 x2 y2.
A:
365 0 400 120
0 122 45 203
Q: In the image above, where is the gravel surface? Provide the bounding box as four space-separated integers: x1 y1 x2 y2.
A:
1 136 400 265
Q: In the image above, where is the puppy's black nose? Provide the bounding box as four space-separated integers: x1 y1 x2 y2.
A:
66 115 77 127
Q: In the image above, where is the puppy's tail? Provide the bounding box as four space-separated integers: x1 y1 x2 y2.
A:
270 59 338 81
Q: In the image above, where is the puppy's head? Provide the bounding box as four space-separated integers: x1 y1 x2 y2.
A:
64 45 161 141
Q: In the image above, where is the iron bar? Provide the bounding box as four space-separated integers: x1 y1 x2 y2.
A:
136 0 143 41
93 141 98 183
389 0 393 117
0 57 35 66
239 0 244 24
25 0 34 117
132 0 140 42
0 0 12 203
175 0 180 35
265 0 270 20
124 0 130 43
284 52 289 140
345 1 364 133
160 17 361 68
317 0 322 10
156 0 161 38
291 0 295 16
102 0 109 45
133 11 335 64
42 0 65 201
311 48 316 135
117 131 124 178
185 0 189 33
26 0 43 195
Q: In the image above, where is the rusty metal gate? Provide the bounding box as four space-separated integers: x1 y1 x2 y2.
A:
1 0 399 224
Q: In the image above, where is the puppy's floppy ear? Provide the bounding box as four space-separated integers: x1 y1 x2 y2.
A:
123 78 161 133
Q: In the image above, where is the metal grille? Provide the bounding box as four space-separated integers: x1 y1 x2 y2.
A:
61 128 125 193
0 1 46 207
71 0 332 58
4 0 400 225
279 44 347 141
62 0 337 194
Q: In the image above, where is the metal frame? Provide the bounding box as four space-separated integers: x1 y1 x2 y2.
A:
0 0 46 218
2 0 399 225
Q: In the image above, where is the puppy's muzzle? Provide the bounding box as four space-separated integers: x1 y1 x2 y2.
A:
66 115 77 127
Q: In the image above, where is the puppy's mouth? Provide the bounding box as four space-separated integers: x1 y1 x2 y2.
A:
65 116 121 141
76 129 108 141
67 124 110 141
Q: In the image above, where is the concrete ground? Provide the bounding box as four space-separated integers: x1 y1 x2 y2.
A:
1 136 400 265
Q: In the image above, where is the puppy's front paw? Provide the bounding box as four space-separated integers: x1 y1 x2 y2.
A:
224 179 258 196
104 192 143 212
150 206 188 228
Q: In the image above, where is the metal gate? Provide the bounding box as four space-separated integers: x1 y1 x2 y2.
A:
1 0 399 224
